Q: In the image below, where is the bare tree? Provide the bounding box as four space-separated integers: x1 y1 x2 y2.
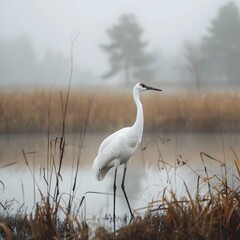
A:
182 41 204 90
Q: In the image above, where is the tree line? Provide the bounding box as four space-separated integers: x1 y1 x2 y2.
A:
0 37 93 87
0 37 68 86
1 2 240 89
102 2 240 88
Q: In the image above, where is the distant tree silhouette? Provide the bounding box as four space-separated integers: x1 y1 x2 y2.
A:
0 36 83 86
100 14 155 85
201 2 240 84
182 41 204 90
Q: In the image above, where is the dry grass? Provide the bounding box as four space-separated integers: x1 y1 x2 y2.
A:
94 153 240 240
1 89 240 133
1 156 240 239
1 88 240 239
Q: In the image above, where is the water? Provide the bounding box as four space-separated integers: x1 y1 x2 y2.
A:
0 132 239 223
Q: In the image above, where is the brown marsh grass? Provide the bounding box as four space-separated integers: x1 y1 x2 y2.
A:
1 88 240 239
1 145 239 239
94 149 240 240
1 86 240 239
1 89 240 134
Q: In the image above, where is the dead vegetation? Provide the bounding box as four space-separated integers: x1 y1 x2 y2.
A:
1 153 240 239
1 87 240 239
1 89 240 133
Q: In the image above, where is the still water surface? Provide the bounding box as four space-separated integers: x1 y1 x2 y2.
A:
0 132 239 221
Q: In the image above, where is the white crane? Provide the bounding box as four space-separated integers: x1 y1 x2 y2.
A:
92 82 162 231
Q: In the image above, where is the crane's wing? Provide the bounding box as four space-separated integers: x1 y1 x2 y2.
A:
98 128 124 154
92 129 128 181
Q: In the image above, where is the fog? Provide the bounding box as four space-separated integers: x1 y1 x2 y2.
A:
1 2 240 231
0 0 239 88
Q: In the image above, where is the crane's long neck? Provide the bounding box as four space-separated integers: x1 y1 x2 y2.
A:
132 89 144 143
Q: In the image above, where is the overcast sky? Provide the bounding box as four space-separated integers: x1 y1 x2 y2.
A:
0 0 238 74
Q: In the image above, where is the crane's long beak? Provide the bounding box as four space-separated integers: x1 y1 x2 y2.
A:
145 84 162 92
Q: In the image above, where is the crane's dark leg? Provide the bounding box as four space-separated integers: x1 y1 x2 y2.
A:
121 166 133 223
113 168 117 233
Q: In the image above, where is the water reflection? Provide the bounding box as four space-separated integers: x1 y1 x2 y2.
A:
0 132 239 220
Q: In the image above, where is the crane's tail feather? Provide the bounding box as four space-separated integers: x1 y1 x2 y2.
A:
97 166 112 181
92 157 112 181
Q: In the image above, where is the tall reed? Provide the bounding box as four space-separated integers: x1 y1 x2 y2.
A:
1 90 240 134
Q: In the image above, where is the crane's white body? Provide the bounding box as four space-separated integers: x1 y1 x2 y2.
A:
92 84 143 181
92 83 161 232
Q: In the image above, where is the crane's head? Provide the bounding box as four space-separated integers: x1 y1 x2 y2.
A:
135 82 162 92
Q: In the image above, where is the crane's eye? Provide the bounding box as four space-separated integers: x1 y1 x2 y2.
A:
139 83 146 88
